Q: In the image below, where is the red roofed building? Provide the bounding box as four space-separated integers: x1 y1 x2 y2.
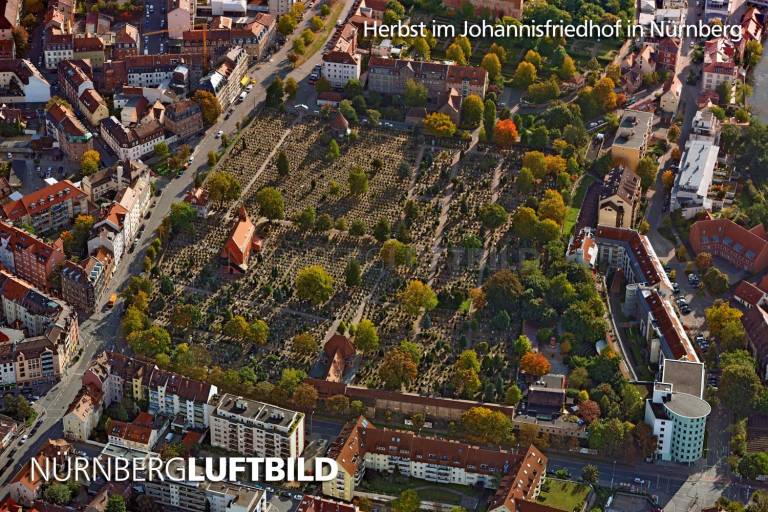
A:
367 57 488 100
220 207 261 276
734 280 767 309
743 306 768 381
108 419 157 450
639 288 698 363
298 496 357 512
2 180 89 236
703 38 737 92
44 102 93 161
184 187 210 218
0 0 20 41
739 7 763 60
0 221 65 292
323 334 355 383
655 37 681 71
690 218 768 273
9 439 72 506
323 416 548 507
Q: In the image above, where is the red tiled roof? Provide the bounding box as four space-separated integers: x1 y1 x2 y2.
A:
298 496 357 512
220 207 260 270
735 280 765 307
2 180 86 221
644 289 698 362
596 226 668 288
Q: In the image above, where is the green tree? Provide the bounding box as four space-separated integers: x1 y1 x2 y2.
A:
255 187 285 220
345 258 361 286
460 94 484 129
327 139 341 160
205 171 241 207
446 42 467 64
558 54 577 80
373 218 391 242
481 52 502 81
505 384 522 405
276 151 289 176
266 77 285 107
483 99 496 140
513 61 537 88
636 156 659 190
106 496 127 512
169 202 196 233
127 325 171 357
392 490 421 512
348 166 369 196
702 266 729 294
296 207 316 231
355 319 379 353
399 280 438 315
44 483 73 505
582 464 599 484
295 265 334 305
405 79 428 107
284 77 298 98
479 202 508 229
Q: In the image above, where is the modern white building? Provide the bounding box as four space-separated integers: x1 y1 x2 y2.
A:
671 140 719 218
209 394 305 458
688 109 720 146
645 375 710 463
211 0 246 15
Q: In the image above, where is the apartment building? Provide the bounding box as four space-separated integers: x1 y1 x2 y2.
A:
2 179 89 236
0 221 65 292
324 416 546 507
199 46 248 109
670 140 720 218
100 116 166 161
81 159 148 203
321 24 360 88
703 37 737 93
62 383 103 441
73 36 106 68
58 59 109 128
148 368 217 429
209 394 305 457
145 463 268 512
113 23 140 59
9 439 73 506
268 0 295 14
44 33 74 70
742 305 768 381
45 103 94 161
598 167 642 229
60 249 113 315
167 0 193 38
704 0 730 23
368 57 488 100
610 110 654 172
182 16 276 61
655 37 680 71
0 59 51 104
164 99 204 139
689 218 768 273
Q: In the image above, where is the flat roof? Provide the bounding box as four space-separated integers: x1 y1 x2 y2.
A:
665 392 711 418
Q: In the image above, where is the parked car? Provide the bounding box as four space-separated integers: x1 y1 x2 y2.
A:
215 130 224 138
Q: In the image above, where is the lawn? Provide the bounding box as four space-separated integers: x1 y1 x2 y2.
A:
359 472 482 505
537 479 591 512
563 175 595 235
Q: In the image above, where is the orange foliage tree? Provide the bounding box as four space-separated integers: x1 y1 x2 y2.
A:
493 119 518 148
520 352 551 377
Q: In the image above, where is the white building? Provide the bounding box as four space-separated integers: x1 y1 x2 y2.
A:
688 109 720 146
148 368 217 429
671 140 719 218
199 46 248 109
62 385 103 441
211 0 246 15
703 38 737 93
268 0 295 15
321 24 360 88
209 394 305 458
0 59 51 104
100 116 166 161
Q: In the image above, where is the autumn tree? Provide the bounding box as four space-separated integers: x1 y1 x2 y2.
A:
398 280 438 315
452 350 482 397
513 61 537 88
479 203 508 229
423 113 457 137
538 189 566 225
636 156 659 190
520 352 551 377
558 54 577 80
295 265 334 305
193 90 222 125
578 399 601 423
481 52 502 81
292 333 318 355
355 319 379 353
493 119 518 148
461 406 514 445
380 239 413 267
81 149 101 175
392 490 421 512
446 42 467 64
292 383 318 411
662 169 675 189
206 171 241 207
348 166 369 196
379 347 418 389
696 251 713 270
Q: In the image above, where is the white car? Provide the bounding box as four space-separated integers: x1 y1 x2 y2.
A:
246 84 254 91
215 130 224 138
20 434 28 444
6 153 11 160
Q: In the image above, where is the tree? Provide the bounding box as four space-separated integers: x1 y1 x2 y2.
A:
404 79 428 107
702 266 729 294
345 258 361 286
192 90 221 125
278 13 297 35
326 394 350 415
558 54 577 80
348 166 369 196
292 333 318 355
12 26 29 57
423 113 456 137
662 169 675 189
315 76 331 93
479 203 508 229
493 119 518 148
569 367 592 389
399 280 438 315
635 157 658 190
739 452 768 480
292 383 318 411
481 52 502 81
461 406 514 445
380 239 413 267
170 304 202 331
206 171 241 207
248 319 269 345
355 319 379 353
44 483 73 505
255 187 285 220
696 251 713 270
392 490 421 512
276 151 290 176
587 417 634 455
582 464 599 485
579 399 601 423
446 42 467 64
513 61 537 88
106 496 127 512
169 202 196 233
592 77 617 111
520 352 551 377
460 94 484 129
81 149 101 175
483 99 496 139
372 218 391 242
266 77 285 107
327 138 341 161
296 207 316 232
744 40 764 69
127 326 171 357
538 189 566 225
280 76 297 99
295 265 334 305
380 348 418 389
483 269 522 313
505 384 522 405
720 362 761 416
